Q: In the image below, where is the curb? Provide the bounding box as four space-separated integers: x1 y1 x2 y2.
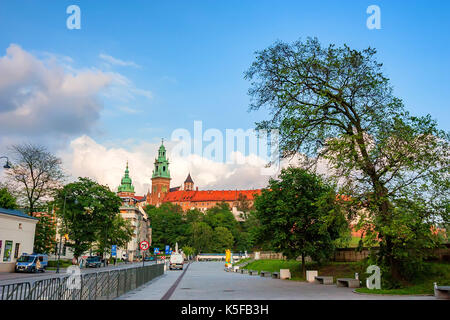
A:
352 289 434 297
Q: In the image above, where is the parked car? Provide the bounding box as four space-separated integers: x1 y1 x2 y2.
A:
144 256 155 261
85 256 102 268
15 254 48 273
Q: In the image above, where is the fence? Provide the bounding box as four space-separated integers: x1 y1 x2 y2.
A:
0 263 164 300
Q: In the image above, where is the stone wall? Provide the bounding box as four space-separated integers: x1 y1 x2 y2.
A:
249 244 450 263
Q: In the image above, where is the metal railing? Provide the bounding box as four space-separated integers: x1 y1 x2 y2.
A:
0 263 164 300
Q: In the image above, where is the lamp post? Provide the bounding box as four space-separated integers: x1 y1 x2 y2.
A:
56 193 67 274
0 156 11 169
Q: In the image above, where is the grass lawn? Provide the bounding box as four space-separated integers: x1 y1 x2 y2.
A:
242 259 450 295
242 259 364 281
355 262 450 295
233 258 252 266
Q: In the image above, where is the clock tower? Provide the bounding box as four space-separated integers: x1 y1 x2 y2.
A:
151 140 171 206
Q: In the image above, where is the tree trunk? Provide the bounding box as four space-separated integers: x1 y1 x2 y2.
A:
301 253 306 278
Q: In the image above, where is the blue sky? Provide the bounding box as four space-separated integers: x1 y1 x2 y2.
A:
0 0 449 191
1 0 448 144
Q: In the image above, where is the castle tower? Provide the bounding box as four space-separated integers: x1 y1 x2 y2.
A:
117 162 135 198
151 140 171 206
184 173 194 191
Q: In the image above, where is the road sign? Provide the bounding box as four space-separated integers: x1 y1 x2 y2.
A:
140 241 150 251
154 247 160 255
161 256 166 260
165 245 170 255
111 245 117 257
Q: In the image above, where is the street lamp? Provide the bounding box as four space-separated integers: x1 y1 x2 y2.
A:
56 193 67 274
0 156 11 169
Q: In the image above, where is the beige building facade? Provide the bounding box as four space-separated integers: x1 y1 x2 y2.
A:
0 208 38 272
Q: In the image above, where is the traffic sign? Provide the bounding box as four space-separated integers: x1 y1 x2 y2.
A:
165 245 170 255
154 247 160 255
161 256 166 260
111 245 117 257
140 241 150 251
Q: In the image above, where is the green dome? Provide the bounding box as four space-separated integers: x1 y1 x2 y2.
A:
118 162 135 193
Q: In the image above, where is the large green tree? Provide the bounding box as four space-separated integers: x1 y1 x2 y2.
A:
145 203 186 249
212 226 234 253
189 221 214 253
95 214 133 257
246 37 449 283
55 178 123 259
254 167 348 277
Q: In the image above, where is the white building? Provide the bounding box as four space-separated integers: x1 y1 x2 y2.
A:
0 208 38 272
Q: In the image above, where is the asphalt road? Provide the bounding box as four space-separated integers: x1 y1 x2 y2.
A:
118 261 436 300
0 261 156 286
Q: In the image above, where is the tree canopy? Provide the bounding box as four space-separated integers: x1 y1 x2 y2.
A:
246 37 449 283
254 167 348 276
55 177 128 259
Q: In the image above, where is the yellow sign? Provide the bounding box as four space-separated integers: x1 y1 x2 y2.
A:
64 234 69 241
225 249 231 267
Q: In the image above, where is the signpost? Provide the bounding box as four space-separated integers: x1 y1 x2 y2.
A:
154 247 160 264
140 241 149 267
165 245 170 255
111 245 117 265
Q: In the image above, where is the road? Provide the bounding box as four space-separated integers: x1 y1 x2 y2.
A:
0 261 156 286
118 261 436 300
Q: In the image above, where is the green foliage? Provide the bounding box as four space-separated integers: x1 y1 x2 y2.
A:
0 187 17 209
189 222 213 253
355 262 450 295
145 201 260 254
95 214 133 256
145 203 187 249
182 246 195 257
34 213 56 254
212 226 234 252
246 37 449 283
254 167 349 276
55 177 124 258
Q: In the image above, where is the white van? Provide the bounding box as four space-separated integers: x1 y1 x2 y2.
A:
169 253 184 270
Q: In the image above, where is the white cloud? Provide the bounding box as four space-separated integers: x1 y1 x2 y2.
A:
0 44 153 154
59 135 286 194
99 53 140 68
0 44 111 136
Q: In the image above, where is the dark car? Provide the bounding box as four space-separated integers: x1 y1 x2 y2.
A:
144 256 155 261
85 256 102 268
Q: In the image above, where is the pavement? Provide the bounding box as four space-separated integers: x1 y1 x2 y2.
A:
118 261 436 300
0 261 155 286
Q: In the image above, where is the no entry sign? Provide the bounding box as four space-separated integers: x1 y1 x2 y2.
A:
139 241 150 251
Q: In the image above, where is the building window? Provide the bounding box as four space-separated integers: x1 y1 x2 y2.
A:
3 240 13 262
18 223 22 230
14 243 20 259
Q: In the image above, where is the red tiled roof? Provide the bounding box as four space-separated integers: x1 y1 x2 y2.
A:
133 196 144 201
162 189 261 203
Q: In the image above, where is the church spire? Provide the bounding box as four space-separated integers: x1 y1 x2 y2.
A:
152 139 170 179
118 162 135 193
